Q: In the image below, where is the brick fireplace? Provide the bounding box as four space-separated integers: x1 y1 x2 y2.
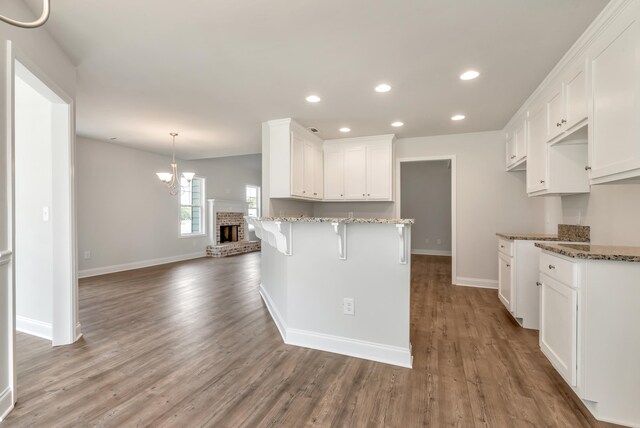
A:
206 199 260 258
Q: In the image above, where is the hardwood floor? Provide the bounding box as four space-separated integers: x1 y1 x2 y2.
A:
1 254 616 427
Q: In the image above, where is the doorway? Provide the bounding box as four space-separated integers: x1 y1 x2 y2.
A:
13 58 78 346
396 156 457 284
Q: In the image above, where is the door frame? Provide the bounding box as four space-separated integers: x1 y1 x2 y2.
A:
1 40 80 419
395 155 457 285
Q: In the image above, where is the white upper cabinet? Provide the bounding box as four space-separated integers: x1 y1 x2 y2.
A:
588 1 640 184
269 118 394 202
323 145 345 200
343 145 367 200
526 104 548 193
324 136 394 202
267 118 323 201
506 120 527 170
545 63 588 143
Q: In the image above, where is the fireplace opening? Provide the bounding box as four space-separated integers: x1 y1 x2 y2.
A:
220 225 239 243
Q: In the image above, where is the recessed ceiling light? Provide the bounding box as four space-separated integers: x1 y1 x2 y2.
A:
391 121 404 127
451 114 465 121
339 127 351 133
375 83 392 93
306 95 321 103
460 70 480 80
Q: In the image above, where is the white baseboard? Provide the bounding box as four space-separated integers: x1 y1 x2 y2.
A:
258 284 288 342
455 276 498 289
287 328 413 368
259 284 412 368
78 251 205 278
0 387 14 422
16 316 52 340
411 249 452 256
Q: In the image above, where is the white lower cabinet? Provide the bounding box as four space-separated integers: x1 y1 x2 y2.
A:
538 251 640 427
496 239 544 330
539 273 578 387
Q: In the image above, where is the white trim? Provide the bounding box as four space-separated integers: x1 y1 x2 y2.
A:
78 252 205 279
411 249 452 257
455 277 499 290
0 250 11 266
0 387 14 422
286 329 412 369
258 284 288 341
259 284 412 368
396 155 457 285
75 322 82 341
16 316 52 341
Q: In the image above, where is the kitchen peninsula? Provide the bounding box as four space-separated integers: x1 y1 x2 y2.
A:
247 216 414 368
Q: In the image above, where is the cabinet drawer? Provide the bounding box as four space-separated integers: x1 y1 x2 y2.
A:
498 239 513 256
539 252 577 287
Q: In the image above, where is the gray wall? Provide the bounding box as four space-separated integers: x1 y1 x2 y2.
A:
561 181 640 245
400 160 452 253
76 137 261 274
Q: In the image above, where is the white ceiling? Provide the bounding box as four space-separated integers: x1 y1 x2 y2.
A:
27 0 609 159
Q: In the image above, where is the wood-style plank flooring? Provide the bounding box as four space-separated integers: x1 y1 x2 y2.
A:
1 254 616 427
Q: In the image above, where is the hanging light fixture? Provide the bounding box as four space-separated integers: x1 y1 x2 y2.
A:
0 0 50 28
156 132 195 195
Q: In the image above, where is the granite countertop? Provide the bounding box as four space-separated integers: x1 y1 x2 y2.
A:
496 232 560 241
257 216 415 224
497 224 590 243
535 243 640 263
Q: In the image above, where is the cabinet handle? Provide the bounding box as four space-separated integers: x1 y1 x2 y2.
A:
510 155 516 159
539 180 545 184
585 166 592 171
340 194 343 196
556 122 561 127
367 193 371 196
500 245 504 248
302 190 306 194
362 193 365 196
536 281 542 287
561 119 567 124
313 192 317 196
548 264 555 270
506 264 510 268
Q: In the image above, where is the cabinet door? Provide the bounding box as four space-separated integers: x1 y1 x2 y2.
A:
366 143 392 200
291 132 305 197
324 146 345 200
302 141 315 198
498 253 513 313
506 134 516 167
514 122 526 161
546 88 565 141
590 8 640 182
312 144 323 199
539 274 578 387
344 145 367 200
564 64 587 129
527 104 549 193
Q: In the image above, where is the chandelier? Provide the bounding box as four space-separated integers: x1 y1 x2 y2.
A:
0 0 50 28
156 133 195 195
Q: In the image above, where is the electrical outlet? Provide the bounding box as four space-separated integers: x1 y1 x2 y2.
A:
83 250 91 260
437 238 442 245
343 298 355 315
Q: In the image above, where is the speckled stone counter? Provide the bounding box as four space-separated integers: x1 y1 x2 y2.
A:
496 224 590 242
258 216 415 224
496 232 560 241
535 243 640 263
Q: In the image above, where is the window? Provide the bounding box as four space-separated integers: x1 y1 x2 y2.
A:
246 185 260 226
180 177 205 236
